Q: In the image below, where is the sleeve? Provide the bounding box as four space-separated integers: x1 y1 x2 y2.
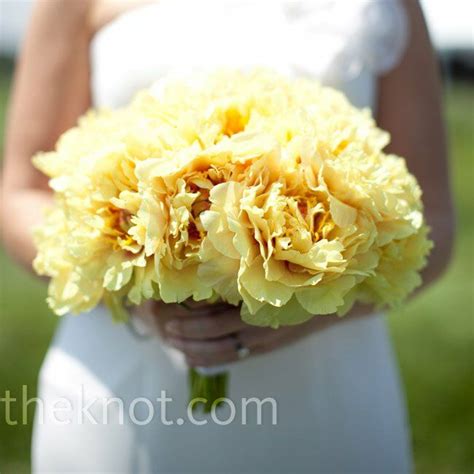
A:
283 0 409 81
353 0 409 75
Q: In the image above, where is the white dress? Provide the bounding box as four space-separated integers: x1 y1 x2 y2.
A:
33 1 412 472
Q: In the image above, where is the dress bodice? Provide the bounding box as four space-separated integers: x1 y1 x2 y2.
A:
90 0 408 110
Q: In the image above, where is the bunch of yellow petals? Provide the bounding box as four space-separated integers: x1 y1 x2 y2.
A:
33 70 432 327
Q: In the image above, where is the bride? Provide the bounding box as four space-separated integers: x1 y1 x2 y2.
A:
2 0 454 472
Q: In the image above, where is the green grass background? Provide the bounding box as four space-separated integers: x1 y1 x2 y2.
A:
0 56 473 473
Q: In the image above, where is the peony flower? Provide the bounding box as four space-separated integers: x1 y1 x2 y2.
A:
33 69 432 327
33 108 150 315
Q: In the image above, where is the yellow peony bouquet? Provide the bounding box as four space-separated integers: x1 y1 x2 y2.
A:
33 70 432 408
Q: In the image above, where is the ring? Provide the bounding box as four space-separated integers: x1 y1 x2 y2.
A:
234 334 251 360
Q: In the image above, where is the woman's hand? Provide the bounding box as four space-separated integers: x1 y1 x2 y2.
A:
148 300 368 367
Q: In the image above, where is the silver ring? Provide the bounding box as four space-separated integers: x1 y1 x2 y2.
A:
234 335 250 359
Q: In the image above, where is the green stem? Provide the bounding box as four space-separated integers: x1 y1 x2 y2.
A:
188 368 229 413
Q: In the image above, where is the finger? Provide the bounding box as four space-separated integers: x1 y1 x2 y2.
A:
166 335 237 357
185 351 239 367
148 301 235 336
239 325 302 355
176 301 234 316
148 300 223 318
184 326 287 367
164 310 247 339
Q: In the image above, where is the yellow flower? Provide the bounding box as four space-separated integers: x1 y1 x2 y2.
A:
33 69 432 325
33 109 152 314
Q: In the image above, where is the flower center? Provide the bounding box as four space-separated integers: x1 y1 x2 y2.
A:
102 206 135 250
222 107 247 137
295 197 335 242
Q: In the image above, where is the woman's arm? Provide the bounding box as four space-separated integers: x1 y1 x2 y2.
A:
160 0 455 367
1 0 92 269
377 0 455 285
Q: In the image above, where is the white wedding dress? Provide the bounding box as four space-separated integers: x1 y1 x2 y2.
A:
33 1 413 472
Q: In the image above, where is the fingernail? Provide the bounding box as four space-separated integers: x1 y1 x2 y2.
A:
165 320 181 335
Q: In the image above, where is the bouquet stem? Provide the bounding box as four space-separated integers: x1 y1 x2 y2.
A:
188 368 229 413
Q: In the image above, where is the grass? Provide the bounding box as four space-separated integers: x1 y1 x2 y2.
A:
388 79 474 473
0 56 473 472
